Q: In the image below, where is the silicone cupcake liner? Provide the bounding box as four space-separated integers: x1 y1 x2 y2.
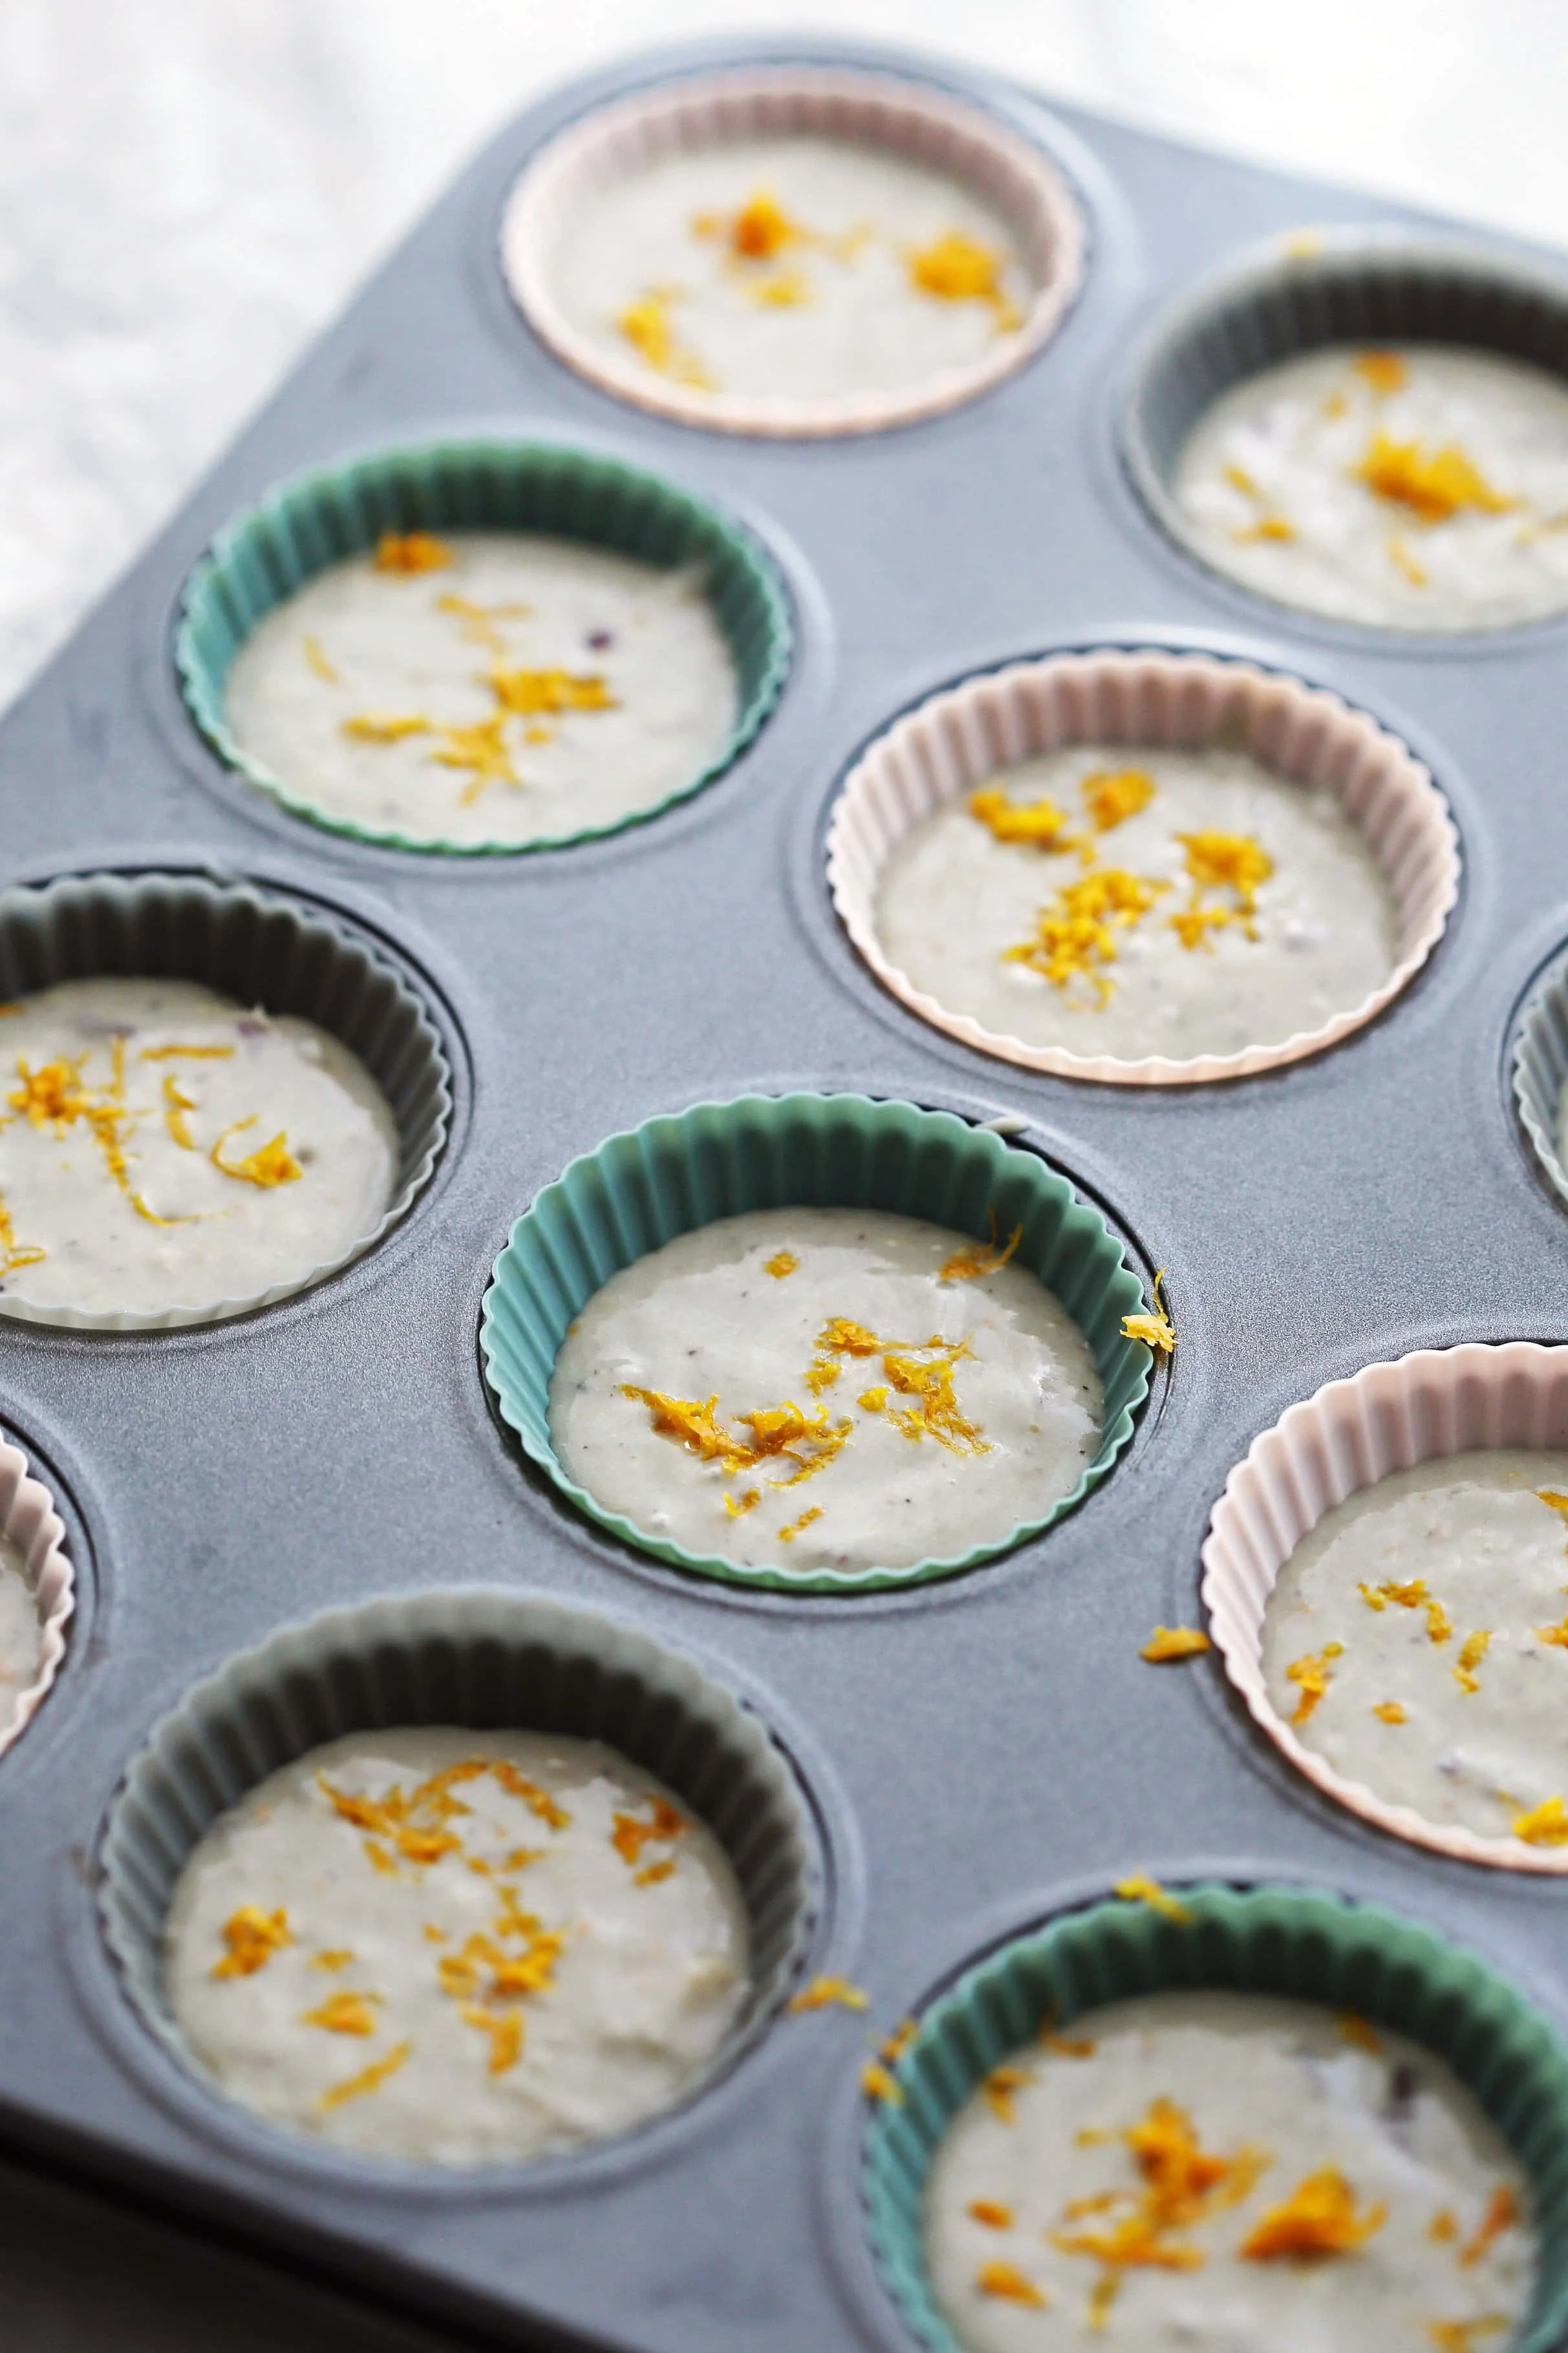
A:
0 870 451 1330
0 1432 74 1758
500 66 1085 439
98 1588 816 2162
1513 956 1568 1209
865 1880 1568 2353
177 437 793 854
479 1092 1150 1596
1123 228 1568 626
1203 1341 1568 1872
826 647 1459 1086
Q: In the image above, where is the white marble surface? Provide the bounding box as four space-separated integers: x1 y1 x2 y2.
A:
2 3 1566 2344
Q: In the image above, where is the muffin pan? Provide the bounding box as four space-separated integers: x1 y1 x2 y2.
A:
4 29 1568 2353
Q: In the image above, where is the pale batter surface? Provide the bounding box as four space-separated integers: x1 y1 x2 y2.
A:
925 1990 1533 2351
0 1534 41 1735
550 1206 1102 1575
224 533 738 847
0 978 397 1319
165 1726 749 2167
544 136 1031 406
874 746 1397 1061
1263 1450 1568 1849
1175 342 1568 630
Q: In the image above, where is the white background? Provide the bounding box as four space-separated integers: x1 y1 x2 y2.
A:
0 3 1563 2343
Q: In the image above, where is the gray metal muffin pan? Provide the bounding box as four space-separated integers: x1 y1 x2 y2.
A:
5 30 1568 2353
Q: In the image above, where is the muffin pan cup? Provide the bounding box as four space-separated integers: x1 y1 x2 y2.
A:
0 1433 73 1759
500 65 1086 439
177 437 793 854
479 1090 1150 1594
98 1588 817 2164
0 869 451 1329
1203 1341 1568 1873
3 28 1568 2353
826 646 1460 1085
1123 228 1568 632
865 1881 1568 2353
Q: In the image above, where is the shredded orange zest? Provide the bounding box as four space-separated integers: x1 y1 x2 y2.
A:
1536 1612 1568 1649
908 232 1021 332
319 2037 413 2110
857 1387 887 1412
1087 2274 1122 2330
618 288 714 389
940 1211 1023 1283
725 1487 761 1518
1004 868 1169 1003
862 2059 905 2104
975 2260 1047 2308
788 1975 869 2014
1239 2165 1388 2262
462 2004 524 2075
1426 2321 1510 2352
1050 2096 1265 2281
434 592 532 655
1225 463 1261 499
1357 433 1514 523
1373 1700 1408 1725
779 1504 823 1543
747 268 813 309
311 1948 355 1972
610 1795 686 1866
1355 349 1408 395
1454 1629 1492 1694
1171 830 1274 951
968 2199 1015 2229
806 1321 988 1457
1141 1625 1210 1664
1538 1489 1568 1546
1123 1267 1176 1356
208 1118 302 1188
619 1386 756 1472
1360 1576 1428 1614
969 786 1074 851
1430 2207 1459 2244
1386 534 1430 587
491 1759 571 1830
1114 1876 1190 1924
1082 768 1156 832
1044 2032 1098 2058
1286 1642 1343 1724
6 1045 204 1229
213 1905 292 1979
303 634 338 682
729 188 802 261
764 1250 799 1279
374 532 451 574
343 713 431 743
1338 2013 1382 2054
301 1991 381 2037
139 1043 235 1061
983 2064 1033 2123
1461 2184 1521 2268
1426 1597 1454 1645
881 2019 919 2064
489 668 616 717
431 714 519 803
0 1187 46 1275
1233 515 1297 543
362 1838 398 1876
636 1858 676 1887
161 1074 198 1150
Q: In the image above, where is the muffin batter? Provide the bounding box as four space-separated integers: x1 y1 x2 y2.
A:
0 978 396 1319
0 1534 42 1735
874 747 1397 1062
224 532 738 847
165 1727 749 2166
544 138 1032 408
550 1206 1102 1574
925 1990 1533 2350
1175 343 1568 631
1263 1450 1568 1850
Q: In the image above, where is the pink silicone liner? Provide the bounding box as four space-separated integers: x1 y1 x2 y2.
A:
826 648 1461 1087
499 67 1085 439
1203 1341 1568 1873
0 1432 73 1757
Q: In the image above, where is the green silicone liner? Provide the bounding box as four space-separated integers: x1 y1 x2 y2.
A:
865 1881 1568 2353
478 1093 1150 1596
175 437 793 856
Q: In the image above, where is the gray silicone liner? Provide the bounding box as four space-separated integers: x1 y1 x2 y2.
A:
1123 229 1568 618
0 871 451 1328
1515 955 1568 1211
97 1589 817 2168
